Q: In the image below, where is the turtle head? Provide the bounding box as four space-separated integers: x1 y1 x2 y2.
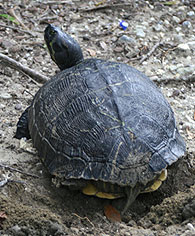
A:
44 24 84 70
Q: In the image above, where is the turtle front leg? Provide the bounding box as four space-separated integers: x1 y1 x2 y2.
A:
14 107 31 139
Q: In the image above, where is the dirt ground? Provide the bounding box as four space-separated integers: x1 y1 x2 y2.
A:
0 0 195 235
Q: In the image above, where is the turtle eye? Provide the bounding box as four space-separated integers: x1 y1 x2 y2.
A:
49 29 56 37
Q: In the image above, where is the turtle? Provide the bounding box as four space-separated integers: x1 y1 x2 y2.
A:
15 24 186 214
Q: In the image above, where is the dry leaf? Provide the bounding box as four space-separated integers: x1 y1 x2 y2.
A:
0 212 7 221
86 48 96 57
185 127 195 140
104 205 121 223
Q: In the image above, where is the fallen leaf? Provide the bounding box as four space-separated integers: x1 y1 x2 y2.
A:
0 212 7 220
104 205 121 223
86 48 96 57
0 212 7 229
185 127 195 140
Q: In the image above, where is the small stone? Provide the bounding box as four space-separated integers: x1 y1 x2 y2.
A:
11 225 21 232
182 21 192 29
49 222 64 234
141 22 149 27
169 65 177 72
0 92 12 100
172 89 180 97
10 225 25 236
157 69 164 75
159 32 165 38
188 41 195 50
15 104 22 110
177 66 194 75
187 223 195 232
111 36 118 42
153 24 164 32
187 11 195 17
172 16 180 23
164 19 170 26
0 104 6 109
0 130 4 138
178 6 187 11
1 40 14 49
83 35 90 41
153 3 163 11
173 34 184 43
175 27 182 32
182 199 195 219
114 47 124 53
119 35 136 44
180 87 187 94
9 45 22 53
177 43 190 51
184 56 192 63
135 28 146 38
127 220 137 227
71 227 80 234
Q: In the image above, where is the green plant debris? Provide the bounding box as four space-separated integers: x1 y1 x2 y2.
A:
163 1 179 5
0 14 19 24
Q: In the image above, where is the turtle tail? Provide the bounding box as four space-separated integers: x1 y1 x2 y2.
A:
122 185 142 215
14 107 31 139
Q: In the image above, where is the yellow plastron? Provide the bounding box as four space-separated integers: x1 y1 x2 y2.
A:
142 169 168 193
82 183 123 199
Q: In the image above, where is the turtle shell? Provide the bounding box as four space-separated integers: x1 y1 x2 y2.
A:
28 58 185 188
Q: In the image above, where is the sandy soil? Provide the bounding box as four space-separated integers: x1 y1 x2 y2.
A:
0 1 194 235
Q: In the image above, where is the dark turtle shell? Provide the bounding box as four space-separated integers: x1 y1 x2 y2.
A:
28 58 185 188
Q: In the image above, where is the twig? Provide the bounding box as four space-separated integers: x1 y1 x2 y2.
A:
38 1 72 5
0 53 48 84
79 3 133 12
0 164 40 178
72 213 94 227
20 71 41 87
150 75 195 83
128 56 142 62
0 170 26 187
8 179 26 185
0 23 35 36
139 41 162 64
23 89 35 97
0 178 26 187
161 46 178 64
39 16 58 24
8 8 29 31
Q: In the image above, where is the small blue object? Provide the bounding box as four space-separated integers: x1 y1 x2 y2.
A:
119 21 128 30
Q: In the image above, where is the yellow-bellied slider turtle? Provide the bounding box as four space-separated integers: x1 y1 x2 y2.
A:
15 24 186 214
